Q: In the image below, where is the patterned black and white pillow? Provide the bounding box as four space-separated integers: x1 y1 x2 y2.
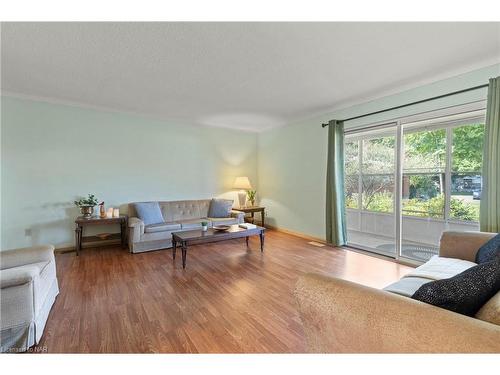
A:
475 233 500 264
412 258 500 317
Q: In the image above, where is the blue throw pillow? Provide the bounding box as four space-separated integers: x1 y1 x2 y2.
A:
475 233 500 264
208 199 233 218
134 202 164 226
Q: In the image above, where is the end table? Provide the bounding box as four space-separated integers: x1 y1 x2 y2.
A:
233 206 266 227
75 215 127 255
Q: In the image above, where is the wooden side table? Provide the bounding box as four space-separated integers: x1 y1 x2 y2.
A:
233 206 266 227
75 215 127 255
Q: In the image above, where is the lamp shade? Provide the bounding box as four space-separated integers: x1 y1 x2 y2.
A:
233 176 252 190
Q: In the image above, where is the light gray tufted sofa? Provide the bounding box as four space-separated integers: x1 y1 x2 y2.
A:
127 199 245 253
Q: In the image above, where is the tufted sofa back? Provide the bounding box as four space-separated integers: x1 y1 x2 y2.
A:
128 200 211 222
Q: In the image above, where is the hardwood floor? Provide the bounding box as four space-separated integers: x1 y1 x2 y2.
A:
38 230 413 353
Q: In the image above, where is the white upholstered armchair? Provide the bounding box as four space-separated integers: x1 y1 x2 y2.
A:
0 245 59 352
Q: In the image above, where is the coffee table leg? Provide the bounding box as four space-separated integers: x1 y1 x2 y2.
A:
259 231 265 252
245 236 249 247
172 238 177 260
181 242 187 269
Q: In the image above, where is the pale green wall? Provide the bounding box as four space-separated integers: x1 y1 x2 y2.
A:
258 63 500 240
1 97 258 249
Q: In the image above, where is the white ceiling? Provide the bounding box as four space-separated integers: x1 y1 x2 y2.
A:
2 22 500 132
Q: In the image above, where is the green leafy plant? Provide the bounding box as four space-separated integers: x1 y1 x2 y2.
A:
247 190 257 203
201 221 208 226
74 194 99 207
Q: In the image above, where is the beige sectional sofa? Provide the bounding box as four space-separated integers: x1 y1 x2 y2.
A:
295 231 500 353
127 199 245 253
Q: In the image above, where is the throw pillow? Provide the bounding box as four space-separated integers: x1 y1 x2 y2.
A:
475 233 500 264
208 198 233 218
134 202 164 226
411 258 500 317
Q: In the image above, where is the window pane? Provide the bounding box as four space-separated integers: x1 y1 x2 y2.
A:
344 141 360 209
403 129 446 219
450 124 484 222
362 137 394 174
345 175 359 209
402 175 444 219
362 175 394 212
361 136 395 213
404 128 446 172
344 141 359 174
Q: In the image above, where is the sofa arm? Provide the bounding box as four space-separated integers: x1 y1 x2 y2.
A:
128 217 144 243
230 210 245 223
439 231 496 262
0 245 55 270
0 266 38 288
294 273 500 353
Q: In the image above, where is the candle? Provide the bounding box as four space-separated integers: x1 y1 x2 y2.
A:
106 208 113 218
113 208 120 218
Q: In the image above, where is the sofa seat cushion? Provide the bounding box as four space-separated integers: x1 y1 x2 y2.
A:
209 217 239 226
178 218 207 230
403 256 477 281
144 222 181 233
383 277 431 298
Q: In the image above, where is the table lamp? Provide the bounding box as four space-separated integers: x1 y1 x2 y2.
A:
233 176 252 208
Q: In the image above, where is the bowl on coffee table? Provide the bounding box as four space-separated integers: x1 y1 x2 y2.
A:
212 225 231 231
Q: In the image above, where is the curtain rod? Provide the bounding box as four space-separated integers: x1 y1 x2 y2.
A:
321 83 489 128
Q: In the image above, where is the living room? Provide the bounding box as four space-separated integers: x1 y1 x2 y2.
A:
1 1 500 372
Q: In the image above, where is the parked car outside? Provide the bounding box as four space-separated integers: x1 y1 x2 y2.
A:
473 189 481 200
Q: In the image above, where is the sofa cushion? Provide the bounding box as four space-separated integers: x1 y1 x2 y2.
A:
144 222 181 233
178 219 206 230
208 199 233 218
475 291 500 325
134 202 164 226
403 256 477 281
209 217 239 226
383 277 431 298
412 258 500 317
475 233 500 264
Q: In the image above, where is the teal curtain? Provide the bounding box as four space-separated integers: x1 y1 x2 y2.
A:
326 120 347 246
480 76 500 233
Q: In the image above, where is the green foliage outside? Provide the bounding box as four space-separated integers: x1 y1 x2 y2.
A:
346 193 479 221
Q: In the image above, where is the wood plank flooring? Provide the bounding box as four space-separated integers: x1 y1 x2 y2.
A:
37 230 413 353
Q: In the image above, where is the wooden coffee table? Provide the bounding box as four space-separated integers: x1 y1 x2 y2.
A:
171 225 265 269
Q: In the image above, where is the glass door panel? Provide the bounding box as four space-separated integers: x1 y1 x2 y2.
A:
401 128 446 261
345 126 397 256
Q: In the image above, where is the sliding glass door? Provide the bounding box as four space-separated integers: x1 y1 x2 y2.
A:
344 110 485 262
345 125 397 256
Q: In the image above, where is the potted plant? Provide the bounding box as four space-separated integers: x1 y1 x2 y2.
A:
201 221 209 232
247 190 257 207
74 194 100 218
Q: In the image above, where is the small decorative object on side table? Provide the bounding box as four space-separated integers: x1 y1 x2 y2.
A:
74 215 127 256
74 193 100 219
232 176 253 208
233 206 265 227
